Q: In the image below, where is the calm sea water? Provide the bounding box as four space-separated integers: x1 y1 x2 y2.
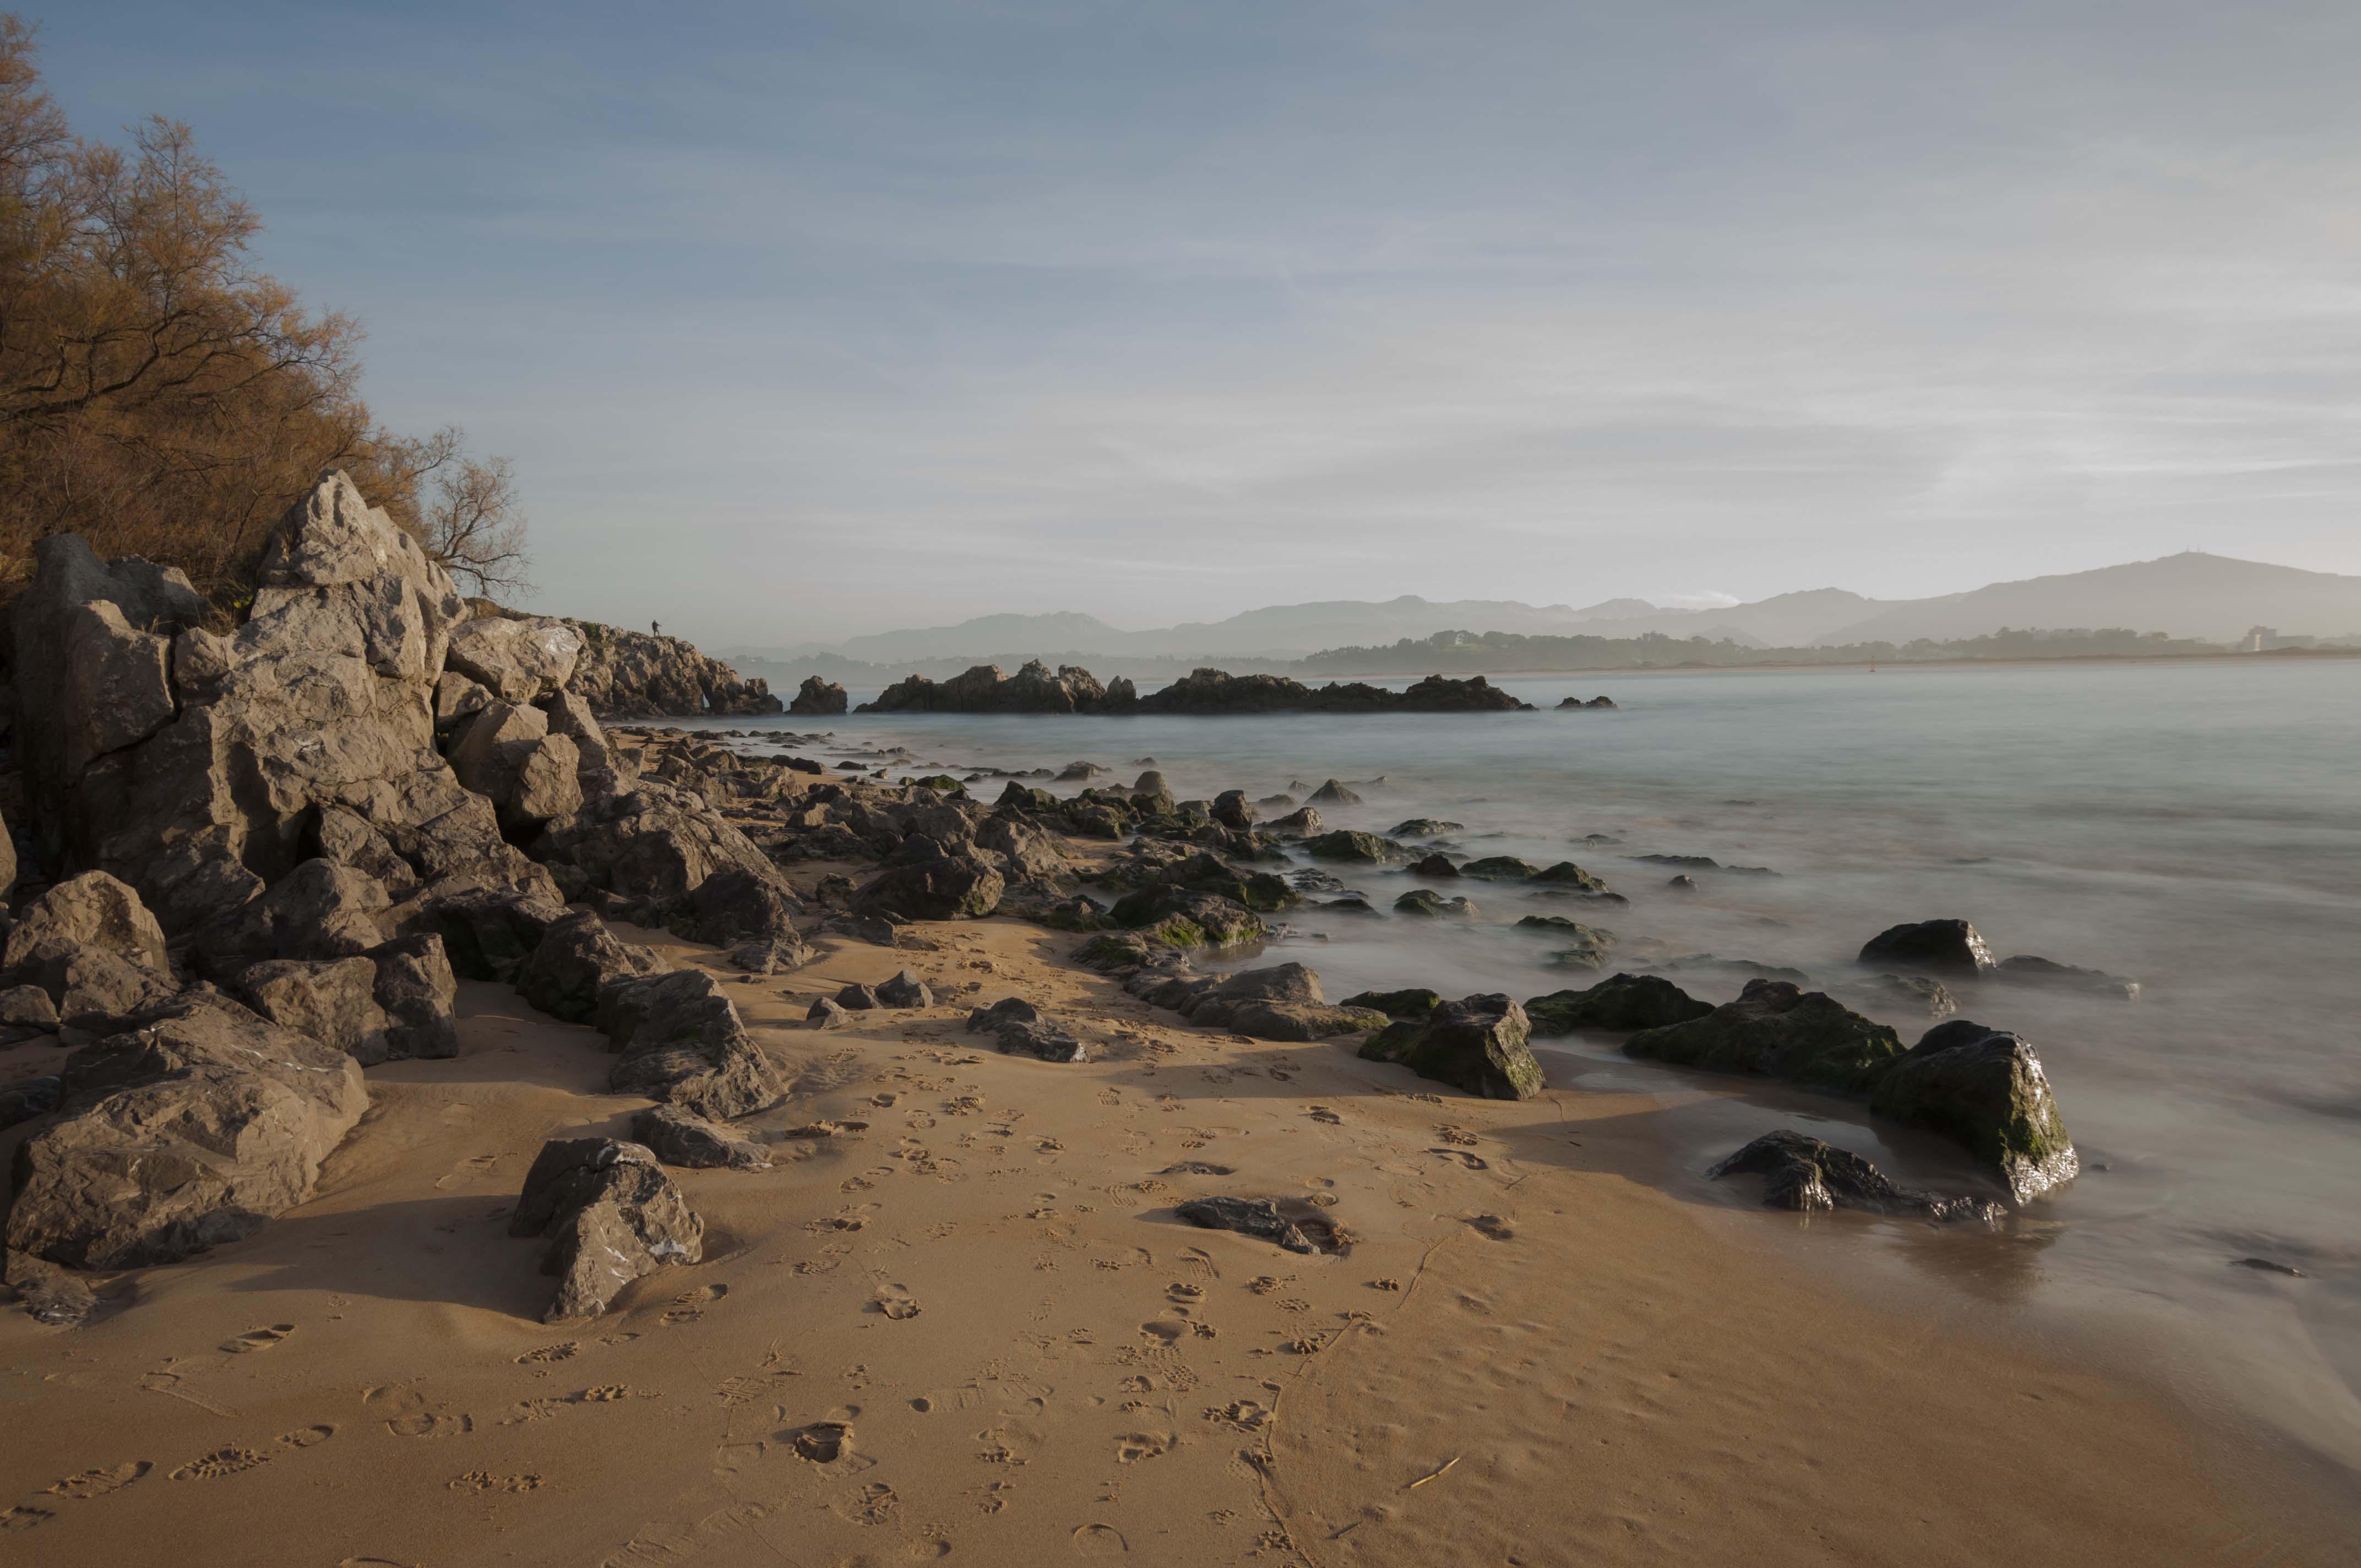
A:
698 660 2361 1479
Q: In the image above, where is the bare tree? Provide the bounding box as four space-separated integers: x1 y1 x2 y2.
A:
421 448 530 597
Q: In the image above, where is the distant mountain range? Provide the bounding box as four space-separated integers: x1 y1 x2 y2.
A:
727 552 2361 672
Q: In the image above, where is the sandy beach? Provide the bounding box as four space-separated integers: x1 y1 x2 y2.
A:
6 880 2347 1567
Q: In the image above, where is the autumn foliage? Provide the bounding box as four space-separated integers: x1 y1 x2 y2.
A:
0 16 525 602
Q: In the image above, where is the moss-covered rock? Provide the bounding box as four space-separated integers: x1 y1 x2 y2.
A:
1623 979 1902 1092
1388 818 1464 837
901 774 968 794
1867 1020 2078 1202
997 781 1059 814
1524 973 1713 1036
1459 856 1539 880
1530 862 1612 894
1302 830 1406 863
1106 885 1266 948
1516 915 1614 944
1340 987 1445 1019
1358 993 1543 1100
1393 889 1475 918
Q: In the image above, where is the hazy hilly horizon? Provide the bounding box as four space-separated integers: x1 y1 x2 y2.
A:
730 551 2361 669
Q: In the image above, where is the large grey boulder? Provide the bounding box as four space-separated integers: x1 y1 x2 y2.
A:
14 475 552 937
6 997 368 1268
445 700 583 830
368 933 460 1061
191 858 391 979
2 872 171 974
595 969 785 1120
1 940 177 1033
515 910 661 1023
421 888 567 982
530 782 799 928
507 1138 702 1321
443 616 583 704
1149 962 1385 1042
236 957 390 1061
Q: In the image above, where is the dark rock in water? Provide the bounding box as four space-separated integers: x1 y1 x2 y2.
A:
1459 856 1538 881
1557 694 1618 709
1867 1020 2076 1202
1708 1130 2002 1223
1106 885 1269 948
1307 779 1361 806
1636 853 1720 869
509 1138 703 1321
1301 830 1405 864
1515 914 1614 945
1410 853 1460 879
1211 790 1257 831
807 997 852 1028
965 996 1086 1060
1319 896 1380 915
1134 669 1531 715
859 659 1116 715
875 970 934 1008
1546 947 1611 971
1645 954 1810 985
632 1105 771 1170
1525 973 1713 1036
1666 874 1700 894
516 910 661 1023
1359 994 1543 1100
596 970 785 1120
1394 889 1475 918
1530 861 1613 895
1994 955 2140 1000
6 997 369 1268
1838 973 1959 1019
1390 819 1465 837
1859 919 1995 977
1258 793 1297 808
2232 1257 2308 1277
1341 988 1445 1020
0 1075 63 1130
1055 760 1106 781
788 676 848 716
1625 979 1902 1093
1263 806 1324 837
851 854 1005 922
1175 1195 1335 1255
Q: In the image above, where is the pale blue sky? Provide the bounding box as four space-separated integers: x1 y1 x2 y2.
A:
38 2 2361 643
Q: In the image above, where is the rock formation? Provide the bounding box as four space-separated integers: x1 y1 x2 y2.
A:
1359 993 1543 1099
508 1138 703 1320
788 675 848 715
560 619 783 717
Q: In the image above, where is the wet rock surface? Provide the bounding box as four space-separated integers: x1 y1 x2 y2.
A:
1867 1020 2078 1202
1624 979 1903 1093
1359 993 1543 1100
1708 1130 2002 1223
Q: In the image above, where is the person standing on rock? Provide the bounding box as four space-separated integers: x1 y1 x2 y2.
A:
651 620 661 637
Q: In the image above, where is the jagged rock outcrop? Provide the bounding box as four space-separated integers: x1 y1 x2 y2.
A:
6 996 369 1268
1867 1020 2079 1202
859 659 1114 714
514 910 661 1023
1135 669 1533 714
1708 1130 2001 1222
508 1137 703 1320
1359 994 1543 1099
788 675 848 715
561 620 782 716
12 473 557 936
595 969 785 1120
1127 962 1386 1042
443 615 583 704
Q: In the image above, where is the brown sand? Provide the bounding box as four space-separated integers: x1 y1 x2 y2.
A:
0 916 2344 1566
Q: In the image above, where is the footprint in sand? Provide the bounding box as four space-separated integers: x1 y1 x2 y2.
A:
1166 1282 1205 1303
872 1286 922 1320
1113 1433 1172 1463
515 1341 579 1364
674 1283 730 1305
1072 1523 1129 1556
661 1308 704 1327
1429 1148 1490 1170
46 1461 152 1499
220 1323 297 1354
790 1421 855 1463
1 1506 55 1532
843 1482 899 1526
1466 1214 1515 1241
170 1447 270 1481
1306 1107 1342 1125
448 1472 542 1494
276 1425 335 1450
387 1412 473 1438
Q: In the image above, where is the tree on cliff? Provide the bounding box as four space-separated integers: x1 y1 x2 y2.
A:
0 16 526 600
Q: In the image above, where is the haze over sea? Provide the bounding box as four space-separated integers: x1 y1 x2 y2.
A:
701 657 2361 1484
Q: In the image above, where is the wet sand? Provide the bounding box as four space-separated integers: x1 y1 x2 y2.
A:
4 899 2351 1566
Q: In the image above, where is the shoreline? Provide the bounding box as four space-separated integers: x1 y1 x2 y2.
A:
7 890 2348 1565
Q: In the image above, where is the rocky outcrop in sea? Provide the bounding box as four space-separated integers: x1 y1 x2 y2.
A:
856 660 1533 714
